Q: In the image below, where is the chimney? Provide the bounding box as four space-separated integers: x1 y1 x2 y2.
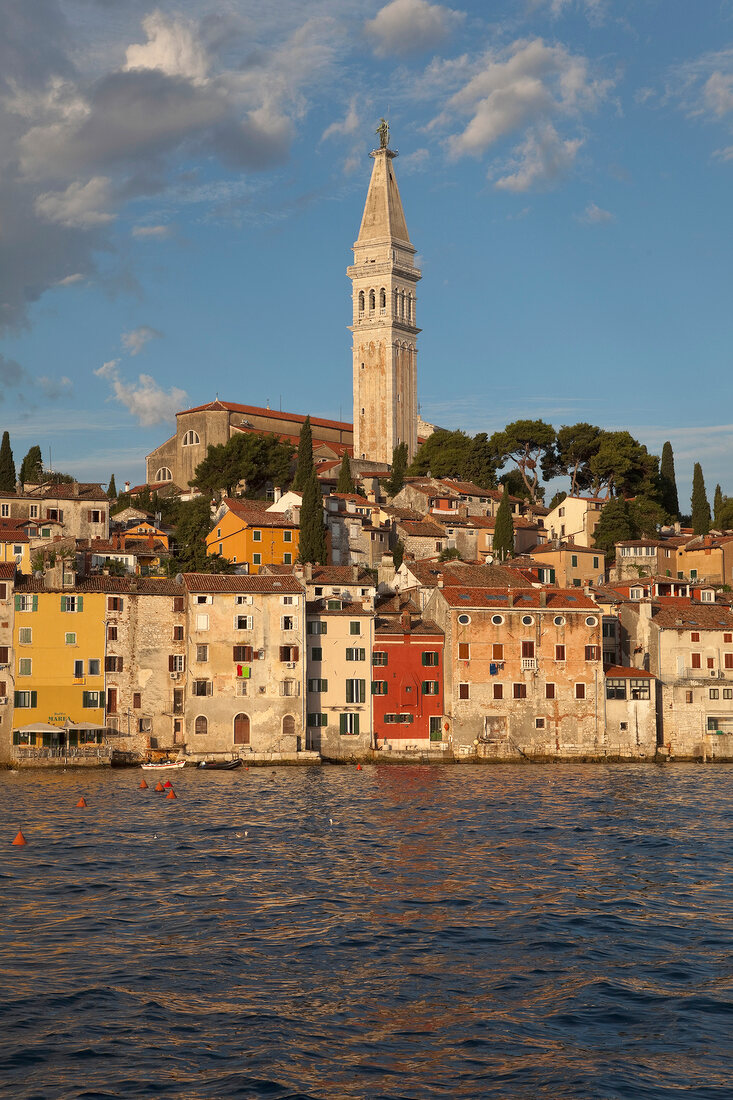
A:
273 486 281 503
351 565 359 581
124 481 130 493
304 562 313 581
508 593 514 607
401 609 411 632
539 590 547 608
437 577 444 589
73 482 80 497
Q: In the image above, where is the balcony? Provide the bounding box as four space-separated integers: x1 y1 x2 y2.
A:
521 657 538 671
685 667 726 679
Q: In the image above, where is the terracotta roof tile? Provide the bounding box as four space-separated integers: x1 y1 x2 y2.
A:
183 573 304 594
181 400 352 433
439 586 598 610
651 604 733 630
604 665 656 679
0 562 15 579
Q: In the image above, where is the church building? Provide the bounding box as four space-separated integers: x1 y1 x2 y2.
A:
349 122 420 465
144 123 420 489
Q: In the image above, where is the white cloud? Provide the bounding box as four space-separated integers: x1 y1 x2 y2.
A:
122 325 163 356
544 0 605 19
400 147 430 172
579 200 613 222
55 272 85 285
132 224 172 239
35 177 115 229
321 99 361 142
703 70 733 117
495 123 582 191
95 360 186 426
124 11 209 83
668 48 733 119
365 0 464 58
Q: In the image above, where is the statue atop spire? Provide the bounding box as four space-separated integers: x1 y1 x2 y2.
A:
376 117 390 149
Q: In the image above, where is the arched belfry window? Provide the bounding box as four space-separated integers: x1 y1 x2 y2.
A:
358 291 365 312
182 430 200 446
400 291 406 318
379 287 386 309
369 289 376 311
394 289 399 313
155 467 173 482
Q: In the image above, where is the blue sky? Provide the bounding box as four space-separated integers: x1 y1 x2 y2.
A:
1 0 733 505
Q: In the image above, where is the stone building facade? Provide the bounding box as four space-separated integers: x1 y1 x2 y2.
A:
0 564 15 763
182 573 306 756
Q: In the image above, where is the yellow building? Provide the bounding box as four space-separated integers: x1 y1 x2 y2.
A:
0 527 31 574
12 578 106 750
206 498 299 574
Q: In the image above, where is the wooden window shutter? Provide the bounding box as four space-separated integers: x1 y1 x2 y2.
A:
168 655 175 672
292 646 299 661
339 713 347 735
31 690 37 708
77 596 83 611
32 595 38 612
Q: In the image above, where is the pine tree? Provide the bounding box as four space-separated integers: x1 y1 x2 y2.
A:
691 463 711 536
298 467 327 564
293 416 313 492
714 484 724 527
659 441 679 519
107 474 117 499
386 442 408 497
336 454 355 495
0 432 16 492
19 445 43 486
493 484 514 561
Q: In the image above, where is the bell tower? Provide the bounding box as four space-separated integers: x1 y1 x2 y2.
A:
348 120 420 464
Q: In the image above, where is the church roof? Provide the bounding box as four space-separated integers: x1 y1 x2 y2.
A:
356 149 412 247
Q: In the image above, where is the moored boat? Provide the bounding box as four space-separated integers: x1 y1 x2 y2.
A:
141 759 186 770
197 758 243 770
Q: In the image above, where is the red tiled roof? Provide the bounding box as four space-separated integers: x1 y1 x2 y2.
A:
183 573 304 594
15 575 184 595
181 400 353 433
604 665 656 679
0 562 16 579
398 519 446 538
0 527 28 543
439 586 598 610
531 543 601 557
403 560 531 590
652 604 733 630
21 482 108 501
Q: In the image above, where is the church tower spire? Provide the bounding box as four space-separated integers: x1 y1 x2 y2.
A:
348 121 420 465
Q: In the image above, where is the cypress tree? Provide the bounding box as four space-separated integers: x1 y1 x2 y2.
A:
659 441 679 519
336 454 355 495
493 484 515 561
386 442 408 497
0 432 16 492
714 483 724 528
19 444 43 486
298 467 327 564
691 462 711 536
107 474 117 499
293 416 313 492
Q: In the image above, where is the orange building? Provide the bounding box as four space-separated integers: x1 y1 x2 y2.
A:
206 498 299 574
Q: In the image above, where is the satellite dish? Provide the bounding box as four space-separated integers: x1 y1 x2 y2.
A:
485 554 494 564
175 573 183 585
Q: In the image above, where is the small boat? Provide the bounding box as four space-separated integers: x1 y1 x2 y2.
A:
141 759 186 770
197 759 243 770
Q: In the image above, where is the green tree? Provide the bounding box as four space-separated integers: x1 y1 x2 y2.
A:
500 468 544 502
714 484 724 527
593 498 639 560
0 432 16 492
488 420 555 504
107 474 117 499
391 538 405 571
293 416 313 492
407 429 498 486
717 498 733 530
629 495 666 539
493 484 515 561
192 433 293 498
19 445 43 486
691 462 711 536
336 453 355 495
169 497 235 573
659 441 680 519
543 423 603 495
589 431 659 499
298 467 327 564
548 490 567 511
438 546 461 561
386 442 408 496
45 471 75 484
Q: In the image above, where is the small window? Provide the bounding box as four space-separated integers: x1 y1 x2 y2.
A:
349 621 361 636
491 615 503 625
283 530 292 543
585 616 597 627
685 690 693 703
345 647 366 661
65 632 76 646
458 683 469 700
421 681 439 695
372 651 388 666
458 614 471 625
521 615 534 626
88 659 100 676
182 430 200 446
458 643 470 660
691 632 700 642
513 683 527 699
710 688 720 700
575 683 586 699
535 717 546 729
546 683 555 699
311 647 322 661
107 625 117 641
18 658 32 676
422 651 439 666
19 628 32 645
553 616 565 626
196 613 209 631
195 715 208 735
493 683 503 700
196 644 208 663
252 553 261 566
555 645 566 661
133 692 141 709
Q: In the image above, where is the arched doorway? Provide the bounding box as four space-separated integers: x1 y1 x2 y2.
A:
234 713 250 745
282 714 295 738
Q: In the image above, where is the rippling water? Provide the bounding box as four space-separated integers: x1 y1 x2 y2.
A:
2 763 733 1098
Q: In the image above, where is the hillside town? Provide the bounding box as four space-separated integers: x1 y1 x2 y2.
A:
1 126 731 767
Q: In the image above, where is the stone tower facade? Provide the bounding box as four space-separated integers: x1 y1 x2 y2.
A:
348 135 420 464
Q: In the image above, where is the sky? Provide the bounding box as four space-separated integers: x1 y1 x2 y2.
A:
1 0 732 505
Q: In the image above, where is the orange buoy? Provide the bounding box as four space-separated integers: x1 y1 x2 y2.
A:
166 789 177 800
164 780 173 788
155 781 165 792
76 797 87 808
12 829 27 846
139 779 148 789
